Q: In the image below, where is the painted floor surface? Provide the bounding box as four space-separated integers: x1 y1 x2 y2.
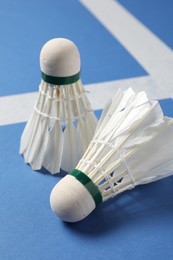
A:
0 1 173 259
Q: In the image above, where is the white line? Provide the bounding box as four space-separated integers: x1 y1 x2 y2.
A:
0 75 170 126
86 75 167 109
1 0 173 126
0 92 37 126
80 0 173 98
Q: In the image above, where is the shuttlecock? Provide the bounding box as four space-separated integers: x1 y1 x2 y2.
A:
50 88 173 222
19 38 97 174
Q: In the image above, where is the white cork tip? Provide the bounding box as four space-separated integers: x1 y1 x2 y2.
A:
50 175 96 222
40 38 80 77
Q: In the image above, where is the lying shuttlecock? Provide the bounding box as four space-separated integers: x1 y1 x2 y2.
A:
50 88 173 222
20 38 97 174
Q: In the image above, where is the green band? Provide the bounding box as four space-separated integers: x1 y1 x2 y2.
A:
41 71 80 85
70 169 102 207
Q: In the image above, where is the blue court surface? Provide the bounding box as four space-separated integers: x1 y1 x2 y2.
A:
0 1 173 259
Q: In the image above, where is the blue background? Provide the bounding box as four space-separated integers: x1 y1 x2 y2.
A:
0 1 173 259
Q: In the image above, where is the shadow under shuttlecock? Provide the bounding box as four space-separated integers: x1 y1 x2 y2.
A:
64 176 173 236
35 167 67 178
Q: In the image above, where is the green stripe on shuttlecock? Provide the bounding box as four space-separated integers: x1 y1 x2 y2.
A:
70 169 103 207
41 71 80 85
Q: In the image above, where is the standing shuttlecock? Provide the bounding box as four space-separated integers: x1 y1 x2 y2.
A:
50 88 173 222
19 38 97 174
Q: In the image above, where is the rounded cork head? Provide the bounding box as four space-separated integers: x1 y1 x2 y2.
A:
40 38 80 77
50 175 96 223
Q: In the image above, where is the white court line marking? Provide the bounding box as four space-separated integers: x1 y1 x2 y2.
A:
80 0 173 99
0 92 37 126
0 77 148 126
0 0 173 126
86 75 164 109
0 75 169 126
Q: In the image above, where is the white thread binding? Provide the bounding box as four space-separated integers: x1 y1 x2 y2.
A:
34 106 93 121
39 84 89 102
80 159 116 196
91 139 117 150
91 139 136 188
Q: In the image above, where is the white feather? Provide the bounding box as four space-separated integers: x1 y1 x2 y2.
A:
76 88 173 201
20 80 97 174
61 122 83 172
42 120 63 174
